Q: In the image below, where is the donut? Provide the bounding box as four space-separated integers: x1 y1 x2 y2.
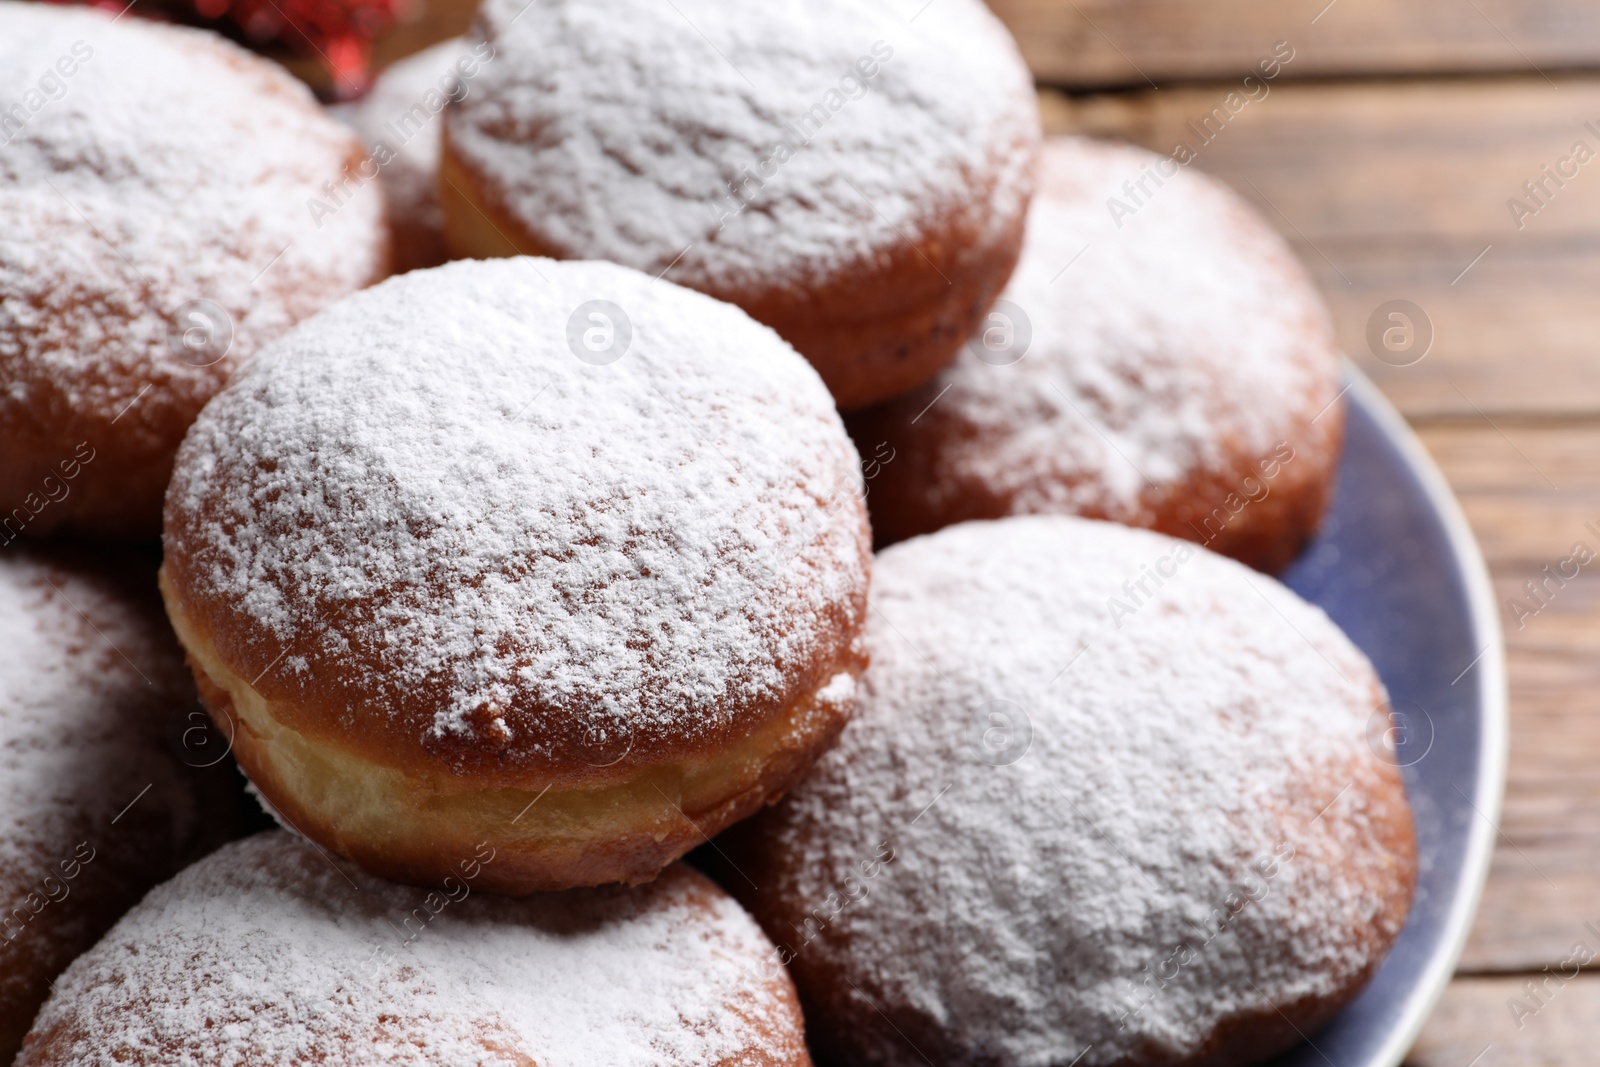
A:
0 547 243 1063
846 137 1344 572
0 1 389 541
345 38 494 272
160 256 872 894
714 516 1416 1067
17 831 811 1066
440 0 1041 409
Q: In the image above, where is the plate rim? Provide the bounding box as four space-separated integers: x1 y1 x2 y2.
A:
1342 361 1509 1066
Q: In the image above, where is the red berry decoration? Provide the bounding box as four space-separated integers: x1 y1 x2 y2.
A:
224 0 398 97
46 0 401 99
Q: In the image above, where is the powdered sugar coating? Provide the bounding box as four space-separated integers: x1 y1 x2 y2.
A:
163 257 869 774
20 832 803 1067
877 137 1340 523
0 550 197 887
349 39 465 226
446 0 1037 294
0 1 386 529
346 38 481 271
0 548 233 1060
738 516 1412 1067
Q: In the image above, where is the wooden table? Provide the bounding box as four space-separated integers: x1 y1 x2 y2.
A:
361 1 1593 1059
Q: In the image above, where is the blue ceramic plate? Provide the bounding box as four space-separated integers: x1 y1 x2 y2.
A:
1267 364 1507 1066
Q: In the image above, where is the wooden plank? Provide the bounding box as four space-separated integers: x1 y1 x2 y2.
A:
1406 974 1600 1066
1043 78 1600 242
369 0 1600 88
1041 78 1600 418
992 0 1600 88
1418 424 1600 565
1463 682 1600 972
1412 424 1600 972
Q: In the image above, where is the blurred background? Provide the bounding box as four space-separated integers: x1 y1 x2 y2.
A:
41 0 1600 1060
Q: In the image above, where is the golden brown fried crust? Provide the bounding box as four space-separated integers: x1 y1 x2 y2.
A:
438 137 1031 410
1148 408 1344 575
850 399 1344 574
161 542 869 893
157 486 872 788
385 199 451 275
0 432 167 543
188 644 858 894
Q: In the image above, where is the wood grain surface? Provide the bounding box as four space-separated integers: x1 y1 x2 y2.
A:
1040 77 1600 419
988 0 1595 88
1406 975 1599 1067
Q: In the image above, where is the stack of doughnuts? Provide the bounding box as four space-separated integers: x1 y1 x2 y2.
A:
0 2 1418 1066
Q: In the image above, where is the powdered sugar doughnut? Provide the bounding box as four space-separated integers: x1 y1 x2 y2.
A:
717 516 1415 1067
441 0 1040 409
0 1 389 540
346 38 495 272
848 138 1344 572
17 832 811 1067
161 256 871 894
0 547 242 1063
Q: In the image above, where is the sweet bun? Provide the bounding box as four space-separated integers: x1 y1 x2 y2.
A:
346 38 493 272
161 256 871 894
0 547 242 1063
18 832 811 1067
848 137 1344 572
716 516 1416 1067
441 0 1040 409
0 0 388 540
